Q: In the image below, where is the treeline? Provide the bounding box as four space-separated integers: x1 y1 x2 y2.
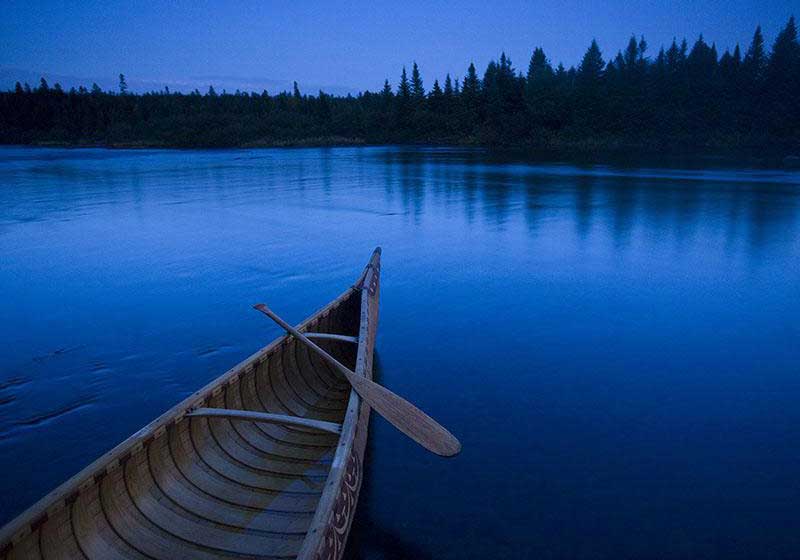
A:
1 17 798 151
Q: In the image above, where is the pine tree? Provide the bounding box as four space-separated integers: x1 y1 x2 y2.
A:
743 26 766 81
411 62 425 99
763 16 800 137
462 63 480 98
526 48 553 85
381 79 393 98
623 36 638 69
398 67 411 99
578 40 605 84
118 74 128 94
459 63 481 134
429 79 444 114
525 47 557 132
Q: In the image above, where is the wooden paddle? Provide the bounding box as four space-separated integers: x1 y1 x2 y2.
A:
254 303 461 457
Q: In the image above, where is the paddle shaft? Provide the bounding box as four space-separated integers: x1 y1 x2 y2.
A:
256 304 360 382
253 303 461 457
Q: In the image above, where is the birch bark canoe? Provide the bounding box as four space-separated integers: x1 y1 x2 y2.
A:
0 248 382 560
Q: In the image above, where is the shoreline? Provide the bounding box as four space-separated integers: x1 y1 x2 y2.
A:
3 140 798 168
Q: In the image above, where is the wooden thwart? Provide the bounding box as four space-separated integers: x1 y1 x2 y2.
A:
186 407 342 434
305 332 359 344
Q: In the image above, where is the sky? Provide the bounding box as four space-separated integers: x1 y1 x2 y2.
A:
1 1 796 94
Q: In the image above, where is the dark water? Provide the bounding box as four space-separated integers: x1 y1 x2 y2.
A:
1 146 799 559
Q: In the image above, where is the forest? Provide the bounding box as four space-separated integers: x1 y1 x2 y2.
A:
1 17 798 152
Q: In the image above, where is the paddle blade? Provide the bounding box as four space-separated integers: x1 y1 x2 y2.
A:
347 372 462 457
253 302 461 457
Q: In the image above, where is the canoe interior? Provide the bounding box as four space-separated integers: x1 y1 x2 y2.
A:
1 287 366 560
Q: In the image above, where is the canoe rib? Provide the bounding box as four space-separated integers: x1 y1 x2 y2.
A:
0 248 381 560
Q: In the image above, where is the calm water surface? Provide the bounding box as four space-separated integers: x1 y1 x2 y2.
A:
1 146 799 559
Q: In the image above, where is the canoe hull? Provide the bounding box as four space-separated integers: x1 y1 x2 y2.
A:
0 249 381 560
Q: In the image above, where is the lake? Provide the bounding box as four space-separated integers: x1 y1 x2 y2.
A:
1 145 799 559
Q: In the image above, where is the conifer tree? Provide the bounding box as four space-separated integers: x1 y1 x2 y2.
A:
398 67 411 99
743 26 766 81
381 79 393 98
429 79 444 114
444 74 454 98
763 17 800 136
411 62 425 99
462 63 480 98
578 40 605 85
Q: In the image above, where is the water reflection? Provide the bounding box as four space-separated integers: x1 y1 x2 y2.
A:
373 147 800 259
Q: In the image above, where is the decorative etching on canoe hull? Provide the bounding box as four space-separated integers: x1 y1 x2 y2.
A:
315 402 369 560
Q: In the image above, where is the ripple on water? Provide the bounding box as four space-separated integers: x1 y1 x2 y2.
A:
0 395 97 440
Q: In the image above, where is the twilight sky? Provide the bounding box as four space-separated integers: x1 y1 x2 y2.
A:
1 0 795 94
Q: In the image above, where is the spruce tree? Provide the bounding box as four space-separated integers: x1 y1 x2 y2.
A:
444 74 454 97
763 17 800 137
578 40 605 83
398 67 411 99
411 62 425 99
381 79 393 98
525 47 556 132
460 63 481 134
429 79 444 114
743 26 766 81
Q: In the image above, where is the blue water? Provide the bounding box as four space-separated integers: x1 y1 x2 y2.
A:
1 146 799 559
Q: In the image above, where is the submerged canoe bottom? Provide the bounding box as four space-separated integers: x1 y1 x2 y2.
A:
2 288 368 560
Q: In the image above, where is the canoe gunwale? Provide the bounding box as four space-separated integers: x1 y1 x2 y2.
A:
0 250 380 554
296 247 380 560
